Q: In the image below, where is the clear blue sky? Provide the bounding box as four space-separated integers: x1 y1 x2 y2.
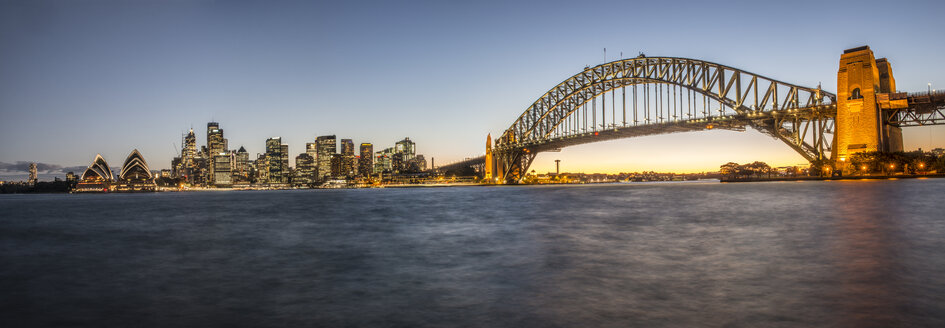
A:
2 0 944 178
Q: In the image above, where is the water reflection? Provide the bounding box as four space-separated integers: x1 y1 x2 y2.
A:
832 182 904 327
1 181 944 327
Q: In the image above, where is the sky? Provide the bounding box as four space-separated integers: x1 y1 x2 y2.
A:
2 0 945 179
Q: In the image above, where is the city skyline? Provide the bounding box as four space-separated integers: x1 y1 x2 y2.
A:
2 0 945 177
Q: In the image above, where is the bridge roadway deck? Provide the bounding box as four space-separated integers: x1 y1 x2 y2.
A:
513 119 747 153
433 156 486 172
888 90 945 126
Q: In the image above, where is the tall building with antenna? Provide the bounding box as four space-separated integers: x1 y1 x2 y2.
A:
182 129 197 167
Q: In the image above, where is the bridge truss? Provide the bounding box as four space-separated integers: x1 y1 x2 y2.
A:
885 91 945 126
495 56 837 183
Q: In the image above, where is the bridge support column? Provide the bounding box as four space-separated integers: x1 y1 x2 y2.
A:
494 148 535 184
836 46 903 173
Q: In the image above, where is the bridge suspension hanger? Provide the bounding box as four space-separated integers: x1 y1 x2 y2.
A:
673 84 678 122
658 83 663 123
622 80 627 127
612 83 616 129
643 82 648 123
593 91 597 131
634 83 638 125
602 79 606 129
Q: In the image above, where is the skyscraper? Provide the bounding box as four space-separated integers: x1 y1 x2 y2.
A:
182 129 197 177
207 122 226 184
395 137 416 161
280 144 289 182
359 143 374 177
171 156 182 178
266 137 288 184
295 153 315 185
392 153 405 173
341 139 355 177
28 163 37 184
207 122 225 155
192 156 208 186
306 142 318 163
375 147 394 173
213 153 233 187
183 129 197 161
352 156 359 177
330 153 343 178
234 146 250 182
316 135 336 181
255 153 269 184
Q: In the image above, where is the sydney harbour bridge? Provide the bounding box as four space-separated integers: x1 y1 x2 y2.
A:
435 46 945 183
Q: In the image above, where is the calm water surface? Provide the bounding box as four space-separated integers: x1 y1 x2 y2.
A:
2 180 945 327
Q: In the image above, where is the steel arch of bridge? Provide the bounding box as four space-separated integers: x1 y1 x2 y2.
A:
495 56 838 182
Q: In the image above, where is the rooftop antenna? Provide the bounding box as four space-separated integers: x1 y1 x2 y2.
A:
603 47 606 63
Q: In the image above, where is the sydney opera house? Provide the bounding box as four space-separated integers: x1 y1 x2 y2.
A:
75 150 156 192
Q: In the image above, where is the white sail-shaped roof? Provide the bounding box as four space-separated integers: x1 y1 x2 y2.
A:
118 149 152 181
80 154 114 182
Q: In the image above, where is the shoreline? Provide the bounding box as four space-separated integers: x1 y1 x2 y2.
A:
721 173 945 183
5 175 944 194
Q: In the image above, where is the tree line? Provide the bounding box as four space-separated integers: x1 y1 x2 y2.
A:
847 151 945 175
720 150 944 181
719 161 774 181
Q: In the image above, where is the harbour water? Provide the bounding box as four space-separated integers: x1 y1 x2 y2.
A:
2 180 944 327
